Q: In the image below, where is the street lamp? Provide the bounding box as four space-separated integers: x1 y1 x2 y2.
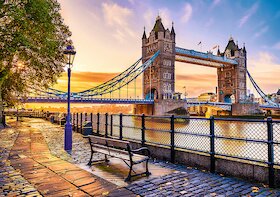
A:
64 44 76 151
183 86 187 100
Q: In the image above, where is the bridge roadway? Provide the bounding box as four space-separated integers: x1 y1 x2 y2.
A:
24 97 233 110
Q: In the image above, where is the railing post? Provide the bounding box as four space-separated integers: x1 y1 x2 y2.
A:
119 113 123 140
80 113 83 133
90 113 93 124
105 113 108 138
2 114 6 127
85 113 87 121
76 113 79 132
170 115 175 163
110 114 113 136
97 113 100 135
210 116 215 173
267 117 274 188
141 114 145 146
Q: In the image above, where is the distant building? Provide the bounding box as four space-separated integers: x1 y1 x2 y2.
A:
270 89 280 103
198 92 217 102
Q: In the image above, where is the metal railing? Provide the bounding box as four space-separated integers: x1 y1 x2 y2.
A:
70 113 279 188
5 111 279 187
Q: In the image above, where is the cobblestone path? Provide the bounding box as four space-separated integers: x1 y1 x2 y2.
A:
1 119 135 196
2 118 280 196
126 163 280 197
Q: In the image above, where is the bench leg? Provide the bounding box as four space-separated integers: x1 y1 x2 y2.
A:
125 164 133 182
145 160 151 176
105 154 109 163
87 151 94 166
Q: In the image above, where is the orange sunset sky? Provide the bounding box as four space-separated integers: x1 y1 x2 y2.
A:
51 0 280 98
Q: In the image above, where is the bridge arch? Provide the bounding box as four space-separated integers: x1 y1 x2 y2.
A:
145 88 158 100
224 94 235 103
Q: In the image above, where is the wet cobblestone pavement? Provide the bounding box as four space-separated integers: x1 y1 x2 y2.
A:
127 164 280 197
0 121 42 196
1 118 134 196
1 118 280 196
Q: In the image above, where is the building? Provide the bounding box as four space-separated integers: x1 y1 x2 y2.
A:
197 92 217 102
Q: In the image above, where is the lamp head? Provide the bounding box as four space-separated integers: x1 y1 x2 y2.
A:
64 44 76 67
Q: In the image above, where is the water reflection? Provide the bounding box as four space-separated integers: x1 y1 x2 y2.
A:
96 115 279 164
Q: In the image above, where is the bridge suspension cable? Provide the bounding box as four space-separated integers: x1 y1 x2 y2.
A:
26 51 160 100
76 50 160 97
246 70 279 107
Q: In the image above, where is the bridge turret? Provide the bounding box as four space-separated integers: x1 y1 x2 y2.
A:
142 16 176 100
217 36 247 103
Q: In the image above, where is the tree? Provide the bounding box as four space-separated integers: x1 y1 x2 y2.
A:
0 0 72 124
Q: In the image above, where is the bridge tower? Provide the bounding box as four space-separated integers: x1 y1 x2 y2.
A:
217 37 247 103
142 16 176 100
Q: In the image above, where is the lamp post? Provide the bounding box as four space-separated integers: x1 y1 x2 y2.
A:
64 45 76 151
183 86 187 100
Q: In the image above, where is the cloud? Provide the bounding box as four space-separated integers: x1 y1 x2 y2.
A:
176 74 216 82
159 8 172 27
273 42 280 50
102 2 136 42
210 0 221 9
181 3 192 23
54 72 119 92
205 18 214 28
248 52 280 94
253 25 269 38
239 2 258 28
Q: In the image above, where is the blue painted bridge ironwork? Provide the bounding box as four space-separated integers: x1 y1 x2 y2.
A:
25 97 155 104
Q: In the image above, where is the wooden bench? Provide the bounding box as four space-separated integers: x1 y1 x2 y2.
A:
84 135 151 182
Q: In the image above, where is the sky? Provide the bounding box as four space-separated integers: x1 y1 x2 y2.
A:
54 0 280 98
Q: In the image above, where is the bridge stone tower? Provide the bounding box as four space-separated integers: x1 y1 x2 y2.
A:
217 37 247 103
142 16 176 100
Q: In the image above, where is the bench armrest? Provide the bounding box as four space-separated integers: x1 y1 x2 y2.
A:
131 147 151 157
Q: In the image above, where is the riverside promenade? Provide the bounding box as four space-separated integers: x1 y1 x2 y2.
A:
0 118 280 196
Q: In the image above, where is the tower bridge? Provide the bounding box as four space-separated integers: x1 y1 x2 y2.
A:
24 16 279 116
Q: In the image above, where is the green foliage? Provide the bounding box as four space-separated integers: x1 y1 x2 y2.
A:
0 0 71 106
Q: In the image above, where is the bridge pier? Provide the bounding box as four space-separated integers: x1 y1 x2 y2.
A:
231 103 261 116
134 100 190 116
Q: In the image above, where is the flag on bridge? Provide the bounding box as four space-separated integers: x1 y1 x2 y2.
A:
198 41 202 45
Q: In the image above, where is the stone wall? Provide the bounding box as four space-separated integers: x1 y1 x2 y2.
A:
129 141 280 186
232 103 261 115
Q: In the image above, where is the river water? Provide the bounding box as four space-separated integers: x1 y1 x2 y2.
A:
77 114 280 165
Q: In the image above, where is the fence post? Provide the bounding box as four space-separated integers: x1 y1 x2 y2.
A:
90 113 93 124
267 117 274 188
97 113 100 135
85 113 87 121
105 113 108 138
170 115 175 163
76 113 79 132
80 113 83 133
141 114 146 146
210 116 215 173
119 113 123 140
110 114 113 136
2 114 6 127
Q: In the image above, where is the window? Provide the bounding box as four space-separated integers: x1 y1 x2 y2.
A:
163 73 171 79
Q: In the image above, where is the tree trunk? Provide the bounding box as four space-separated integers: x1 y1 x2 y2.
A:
0 83 3 126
